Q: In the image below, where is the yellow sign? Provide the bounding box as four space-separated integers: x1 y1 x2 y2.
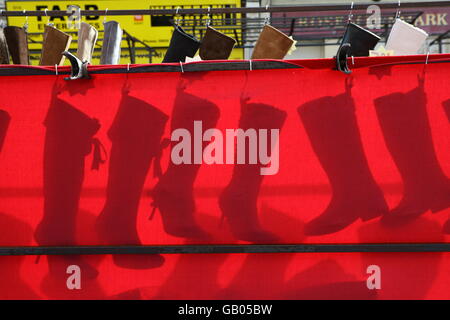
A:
5 0 243 64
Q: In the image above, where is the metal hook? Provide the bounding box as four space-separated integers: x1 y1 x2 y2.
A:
206 6 211 27
396 0 401 19
249 59 252 71
351 56 355 66
127 63 130 72
44 8 51 25
55 64 58 76
348 2 354 23
264 1 270 25
103 8 108 24
179 61 184 73
175 6 181 25
23 10 28 29
425 50 430 65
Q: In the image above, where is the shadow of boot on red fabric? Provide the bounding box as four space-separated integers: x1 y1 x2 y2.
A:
151 90 220 240
443 99 450 123
298 93 388 236
0 213 40 299
216 206 304 299
96 93 168 270
442 99 450 234
374 85 450 227
151 214 229 300
358 217 443 299
0 110 10 154
40 255 105 300
219 101 287 243
34 97 101 280
282 259 378 300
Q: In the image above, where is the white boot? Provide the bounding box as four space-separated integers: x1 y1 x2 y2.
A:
385 19 428 55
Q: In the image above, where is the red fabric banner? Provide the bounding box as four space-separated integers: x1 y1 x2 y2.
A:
0 56 449 299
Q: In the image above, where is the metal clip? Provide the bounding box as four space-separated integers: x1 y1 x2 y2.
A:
62 51 90 80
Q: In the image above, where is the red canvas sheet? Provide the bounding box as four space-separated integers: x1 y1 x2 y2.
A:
0 56 449 299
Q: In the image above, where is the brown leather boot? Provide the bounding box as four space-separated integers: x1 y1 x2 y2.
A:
39 25 72 66
0 28 9 64
199 26 236 60
251 25 294 60
76 22 98 63
4 26 29 65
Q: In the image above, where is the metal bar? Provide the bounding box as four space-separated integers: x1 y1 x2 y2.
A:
0 243 449 256
0 2 448 17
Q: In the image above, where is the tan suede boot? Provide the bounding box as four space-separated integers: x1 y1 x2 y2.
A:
76 22 98 63
39 25 72 66
4 26 29 65
199 26 236 60
251 25 294 60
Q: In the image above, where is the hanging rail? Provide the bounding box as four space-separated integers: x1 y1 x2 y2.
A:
0 1 449 17
1 243 450 256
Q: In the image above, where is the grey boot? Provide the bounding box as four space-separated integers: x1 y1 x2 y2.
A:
76 22 98 63
100 21 122 65
0 28 9 64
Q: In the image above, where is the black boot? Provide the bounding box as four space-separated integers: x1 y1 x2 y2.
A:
96 93 168 269
336 23 380 72
0 110 10 153
151 89 219 239
162 25 200 63
35 97 101 278
374 85 450 226
298 92 388 236
219 101 286 242
338 23 380 57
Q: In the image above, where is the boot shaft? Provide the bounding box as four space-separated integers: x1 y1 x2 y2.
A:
251 25 294 60
298 93 378 190
374 86 446 185
4 26 29 65
162 25 200 63
100 21 123 65
0 109 11 153
199 26 236 60
44 97 100 155
76 22 98 63
171 90 220 132
108 94 169 151
0 28 10 64
39 25 72 66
